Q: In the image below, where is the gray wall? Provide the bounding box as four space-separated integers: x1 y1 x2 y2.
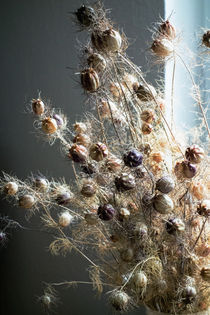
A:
0 1 164 314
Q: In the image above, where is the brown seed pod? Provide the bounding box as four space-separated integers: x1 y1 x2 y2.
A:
74 122 87 134
81 68 100 92
156 176 175 193
202 30 210 48
59 211 73 227
87 53 106 72
115 173 136 191
197 200 210 217
69 144 88 163
182 161 197 178
32 99 45 115
185 144 204 164
19 194 35 209
89 142 108 162
106 155 122 172
81 179 96 197
153 194 174 214
165 217 185 234
135 84 157 101
55 191 72 205
151 38 173 57
200 266 210 282
42 117 58 134
4 181 18 195
34 176 49 192
151 152 164 163
142 122 153 135
73 133 90 147
133 271 147 288
91 28 122 53
159 20 176 39
140 109 155 123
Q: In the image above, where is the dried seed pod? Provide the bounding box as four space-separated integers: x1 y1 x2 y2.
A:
134 222 148 237
42 117 58 134
110 290 129 311
115 173 136 192
81 68 100 92
81 163 97 175
156 176 175 193
142 193 153 206
119 208 130 219
106 155 122 172
41 294 51 307
182 161 197 179
185 144 204 164
151 152 164 163
89 142 108 162
91 29 122 53
123 149 143 167
159 20 176 39
135 84 157 101
87 53 106 72
191 182 206 200
81 179 96 197
73 133 90 147
120 247 134 262
165 218 185 234
85 213 98 225
59 211 73 227
53 114 64 128
142 122 153 135
34 176 48 192
153 194 174 214
75 5 95 27
69 144 88 163
19 194 35 209
140 109 155 123
74 122 87 134
32 99 45 115
4 181 18 195
202 30 210 48
97 204 116 221
55 192 72 205
133 271 147 288
151 38 174 57
200 266 210 282
197 200 210 217
183 286 196 303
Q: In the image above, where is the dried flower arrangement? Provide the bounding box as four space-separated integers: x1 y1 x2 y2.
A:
0 2 209 315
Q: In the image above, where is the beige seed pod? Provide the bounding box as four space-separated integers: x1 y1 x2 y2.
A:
81 68 100 92
89 142 108 162
59 211 73 227
73 133 90 147
153 194 174 214
4 181 18 195
119 208 130 219
110 290 129 311
74 122 87 134
92 28 122 53
142 122 153 135
201 266 210 282
81 179 96 197
135 84 157 101
151 38 174 57
42 117 58 134
140 109 155 123
32 98 45 115
19 194 35 209
159 20 176 39
133 271 147 288
87 53 106 72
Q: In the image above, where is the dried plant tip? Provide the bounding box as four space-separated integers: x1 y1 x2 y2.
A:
74 122 87 134
182 161 197 179
75 5 95 27
81 68 100 92
55 192 72 205
32 98 45 115
200 266 210 282
97 204 116 221
53 114 64 128
42 117 58 134
151 38 173 57
142 122 153 135
85 213 98 225
19 194 35 209
123 149 143 167
140 109 155 123
185 144 204 164
59 211 73 227
133 271 147 288
34 176 48 192
73 133 90 147
134 84 157 102
110 290 129 311
91 29 122 53
165 217 185 234
106 156 122 172
153 194 174 214
89 142 108 162
156 176 175 193
115 173 136 191
202 30 210 48
4 181 18 195
87 53 106 72
81 179 96 197
159 20 176 39
197 200 210 217
69 144 88 163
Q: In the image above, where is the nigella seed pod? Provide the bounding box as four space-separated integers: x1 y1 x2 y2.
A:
106 156 122 172
159 20 176 39
185 144 204 164
200 266 210 282
197 200 210 217
53 114 64 128
151 38 174 57
142 193 153 206
141 122 153 135
110 290 129 311
32 98 45 115
89 142 108 162
74 122 87 134
56 192 72 205
75 5 95 27
153 194 174 214
41 294 51 307
73 133 90 147
202 30 210 48
156 176 175 193
69 144 88 163
4 181 18 195
123 149 143 167
59 211 73 227
81 163 96 175
135 84 157 102
183 286 197 304
81 180 96 197
140 109 155 123
115 173 136 192
165 218 185 234
133 271 147 288
119 208 130 219
134 222 148 238
97 204 116 221
91 29 122 53
42 117 58 134
34 176 48 192
182 161 197 179
19 194 35 209
87 53 106 72
81 68 100 92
